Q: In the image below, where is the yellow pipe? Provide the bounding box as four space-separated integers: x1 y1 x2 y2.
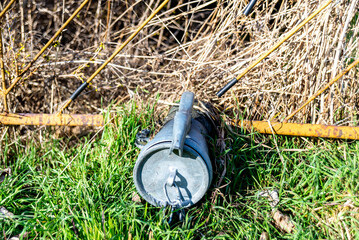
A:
57 0 170 114
217 0 332 96
235 0 332 81
1 113 358 140
0 0 16 110
0 30 7 111
0 0 16 20
284 58 359 122
239 120 359 140
3 0 90 96
0 113 104 126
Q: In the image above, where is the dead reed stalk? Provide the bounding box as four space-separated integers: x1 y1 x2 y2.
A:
0 0 357 126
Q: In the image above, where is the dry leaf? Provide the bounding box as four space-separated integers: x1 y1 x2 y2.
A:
9 232 29 240
343 199 355 209
260 232 270 240
258 189 279 208
148 231 154 240
272 209 295 233
131 192 142 203
0 206 14 219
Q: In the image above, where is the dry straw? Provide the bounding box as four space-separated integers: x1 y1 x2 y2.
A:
0 0 358 126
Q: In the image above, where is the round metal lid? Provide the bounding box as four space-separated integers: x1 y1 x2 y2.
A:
133 142 210 207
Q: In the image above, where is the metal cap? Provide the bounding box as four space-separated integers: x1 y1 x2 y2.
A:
133 142 211 208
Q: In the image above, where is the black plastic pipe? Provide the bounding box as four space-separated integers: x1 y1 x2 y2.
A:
243 0 258 16
216 78 238 97
70 82 89 101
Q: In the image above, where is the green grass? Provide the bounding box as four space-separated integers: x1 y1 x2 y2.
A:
1 103 359 239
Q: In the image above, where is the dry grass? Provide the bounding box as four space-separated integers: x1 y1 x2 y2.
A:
0 0 358 124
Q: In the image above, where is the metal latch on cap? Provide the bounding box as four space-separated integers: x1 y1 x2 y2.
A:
163 167 186 223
